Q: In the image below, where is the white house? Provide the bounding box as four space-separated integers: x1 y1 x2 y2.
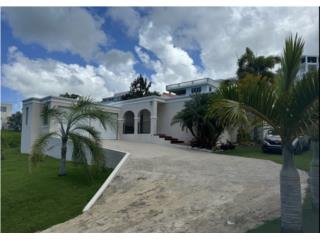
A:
21 78 237 154
1 103 13 129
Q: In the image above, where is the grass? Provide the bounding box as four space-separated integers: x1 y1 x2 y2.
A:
218 144 319 233
1 130 113 233
219 145 312 171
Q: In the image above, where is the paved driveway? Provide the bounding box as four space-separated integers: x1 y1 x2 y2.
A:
44 140 308 232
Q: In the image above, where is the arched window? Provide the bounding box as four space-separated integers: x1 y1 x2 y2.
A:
138 109 151 134
123 111 134 134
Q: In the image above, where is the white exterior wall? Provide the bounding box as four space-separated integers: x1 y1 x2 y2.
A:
157 99 194 143
21 100 43 153
21 97 119 154
115 99 155 141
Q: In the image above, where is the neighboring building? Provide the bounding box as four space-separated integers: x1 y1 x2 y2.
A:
21 78 237 155
166 78 223 96
1 103 13 129
102 91 129 103
297 55 319 79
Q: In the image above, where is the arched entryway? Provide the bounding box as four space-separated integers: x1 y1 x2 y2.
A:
123 111 134 134
138 109 151 134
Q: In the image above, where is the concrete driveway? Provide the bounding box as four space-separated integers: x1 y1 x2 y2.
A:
44 140 308 232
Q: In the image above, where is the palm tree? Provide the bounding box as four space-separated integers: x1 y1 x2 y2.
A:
30 97 114 176
171 93 224 149
208 34 319 232
237 47 281 82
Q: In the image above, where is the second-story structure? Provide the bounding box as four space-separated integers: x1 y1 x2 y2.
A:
297 55 319 79
166 78 223 96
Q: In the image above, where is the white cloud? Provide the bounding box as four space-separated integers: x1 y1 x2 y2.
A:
137 22 203 91
2 47 137 99
134 46 151 66
3 7 107 60
106 7 142 37
3 7 319 97
96 49 136 76
112 7 319 79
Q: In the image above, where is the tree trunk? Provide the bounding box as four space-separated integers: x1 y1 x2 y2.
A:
280 143 302 232
309 140 319 208
59 138 67 176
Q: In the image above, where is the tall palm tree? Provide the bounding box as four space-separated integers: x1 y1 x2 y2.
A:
30 97 114 176
208 34 319 232
237 47 281 81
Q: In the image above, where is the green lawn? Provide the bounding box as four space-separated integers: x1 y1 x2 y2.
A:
218 145 319 233
1 130 112 233
219 145 312 171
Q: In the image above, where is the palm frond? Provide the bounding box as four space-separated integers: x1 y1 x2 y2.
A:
208 79 278 129
68 132 104 169
41 104 66 135
71 124 101 141
67 98 114 133
278 34 304 92
29 132 59 165
288 70 319 137
208 98 249 128
41 104 63 122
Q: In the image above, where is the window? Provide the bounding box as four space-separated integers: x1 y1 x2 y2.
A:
307 56 317 63
191 87 201 94
209 87 212 92
25 107 29 125
1 106 6 112
301 56 306 63
43 104 49 126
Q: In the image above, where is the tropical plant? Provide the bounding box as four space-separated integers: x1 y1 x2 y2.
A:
303 71 319 208
122 74 160 100
30 97 114 176
237 47 280 82
208 34 319 232
171 93 224 149
7 111 22 131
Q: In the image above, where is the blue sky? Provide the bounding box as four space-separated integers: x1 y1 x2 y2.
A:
1 7 318 112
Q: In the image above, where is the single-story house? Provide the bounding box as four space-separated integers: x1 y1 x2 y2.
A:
21 78 237 154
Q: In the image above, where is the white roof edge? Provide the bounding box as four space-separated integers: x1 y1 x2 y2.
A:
22 96 121 111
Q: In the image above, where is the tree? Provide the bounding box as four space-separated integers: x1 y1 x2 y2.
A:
30 97 114 176
171 93 224 149
60 92 81 99
7 111 22 131
237 47 280 82
122 74 160 100
208 34 319 232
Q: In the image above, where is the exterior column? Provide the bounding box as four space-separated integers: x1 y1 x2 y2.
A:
134 117 139 135
151 100 158 135
117 118 124 140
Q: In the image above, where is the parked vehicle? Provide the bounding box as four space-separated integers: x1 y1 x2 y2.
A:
262 129 311 154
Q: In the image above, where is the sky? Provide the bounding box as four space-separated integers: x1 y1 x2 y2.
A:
1 7 319 112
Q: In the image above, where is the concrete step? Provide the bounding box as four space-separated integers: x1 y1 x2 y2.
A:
171 140 184 144
155 133 184 145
